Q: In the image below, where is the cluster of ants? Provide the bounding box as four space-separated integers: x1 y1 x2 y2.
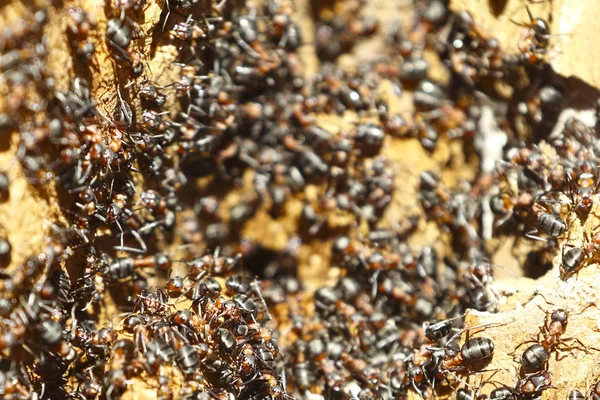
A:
407 294 600 400
491 117 600 279
1 0 599 398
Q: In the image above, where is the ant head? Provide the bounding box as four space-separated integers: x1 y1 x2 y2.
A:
550 309 568 323
532 17 550 36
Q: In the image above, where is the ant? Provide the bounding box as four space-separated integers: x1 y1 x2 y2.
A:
568 168 599 215
536 301 594 356
568 389 586 400
525 195 567 242
489 190 522 229
560 224 600 278
512 5 551 64
517 369 554 397
487 362 555 399
589 381 600 400
455 372 500 400
409 321 507 396
106 17 145 75
441 333 495 373
513 293 595 373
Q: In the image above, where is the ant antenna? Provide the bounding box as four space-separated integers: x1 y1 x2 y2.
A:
526 5 535 23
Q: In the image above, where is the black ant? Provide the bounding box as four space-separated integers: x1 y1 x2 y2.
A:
526 196 566 242
512 293 595 372
565 163 600 218
512 5 551 64
560 223 600 278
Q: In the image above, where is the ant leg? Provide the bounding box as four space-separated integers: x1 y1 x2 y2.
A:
420 368 444 396
308 218 324 236
162 0 171 32
442 368 469 388
113 220 148 254
38 382 46 399
536 324 546 343
72 227 90 245
448 319 517 347
410 379 426 399
525 230 547 242
108 40 133 63
507 339 538 357
130 229 147 253
558 337 592 354
509 17 527 27
69 304 78 341
494 209 514 229
370 269 380 300
77 163 92 185
22 343 40 362
114 245 146 254
232 31 261 58
556 349 577 361
116 219 125 251
138 220 162 236
250 279 271 322
575 301 598 315
124 16 144 39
